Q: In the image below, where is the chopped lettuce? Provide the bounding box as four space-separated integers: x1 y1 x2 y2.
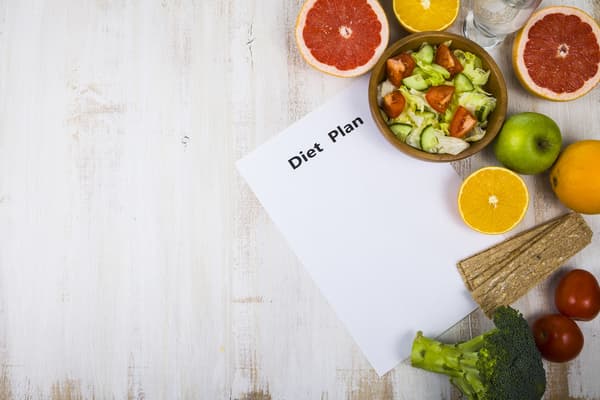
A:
454 49 490 85
405 128 422 149
412 43 434 65
422 127 470 155
457 92 497 124
420 63 451 86
377 79 397 107
399 86 430 113
465 125 487 142
437 134 470 155
378 44 496 155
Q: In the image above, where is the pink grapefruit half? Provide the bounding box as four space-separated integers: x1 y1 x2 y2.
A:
295 0 390 78
513 6 600 101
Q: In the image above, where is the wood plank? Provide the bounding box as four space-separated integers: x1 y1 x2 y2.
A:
0 0 598 399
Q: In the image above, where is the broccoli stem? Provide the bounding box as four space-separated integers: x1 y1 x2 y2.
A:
410 307 547 400
411 332 479 375
450 377 476 399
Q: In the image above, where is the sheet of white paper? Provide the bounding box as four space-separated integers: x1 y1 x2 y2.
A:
236 76 498 376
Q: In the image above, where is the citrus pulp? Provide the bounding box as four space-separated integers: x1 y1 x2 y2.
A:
295 0 389 78
513 6 600 101
393 0 459 33
458 167 529 234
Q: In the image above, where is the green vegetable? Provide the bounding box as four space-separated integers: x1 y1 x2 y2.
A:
411 306 546 400
458 92 497 123
420 125 438 152
454 73 474 93
399 87 430 113
419 126 469 155
405 128 422 149
403 74 429 91
420 63 451 86
378 43 497 155
464 125 486 142
454 49 490 85
389 123 412 141
413 43 434 65
436 133 470 155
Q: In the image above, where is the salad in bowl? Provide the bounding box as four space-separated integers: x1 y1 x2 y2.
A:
369 32 507 162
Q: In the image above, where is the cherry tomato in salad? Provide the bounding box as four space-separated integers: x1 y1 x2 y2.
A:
382 91 406 119
532 314 584 363
555 269 600 321
449 106 477 138
425 85 454 113
386 52 416 87
435 44 463 76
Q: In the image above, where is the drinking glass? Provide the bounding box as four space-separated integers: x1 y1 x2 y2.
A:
463 0 542 49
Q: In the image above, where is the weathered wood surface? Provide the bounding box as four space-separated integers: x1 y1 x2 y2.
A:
0 0 598 399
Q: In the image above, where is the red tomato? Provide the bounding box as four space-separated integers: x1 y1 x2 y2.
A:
532 314 584 363
382 91 405 119
449 106 477 138
555 269 600 321
435 44 463 76
386 52 416 87
425 85 454 113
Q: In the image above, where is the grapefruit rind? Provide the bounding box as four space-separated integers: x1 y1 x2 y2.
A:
513 6 600 101
295 0 390 78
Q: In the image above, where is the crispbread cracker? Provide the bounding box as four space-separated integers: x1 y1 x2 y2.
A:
457 218 560 290
457 213 593 317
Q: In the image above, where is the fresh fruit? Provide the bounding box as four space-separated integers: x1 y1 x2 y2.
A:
386 53 416 87
513 6 600 101
435 43 463 76
457 167 529 235
393 0 459 33
493 112 562 175
295 0 389 77
425 85 454 113
532 314 584 363
449 106 477 138
550 140 600 214
382 91 406 119
555 269 600 321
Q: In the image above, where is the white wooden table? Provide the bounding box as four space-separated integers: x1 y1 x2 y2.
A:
0 0 598 399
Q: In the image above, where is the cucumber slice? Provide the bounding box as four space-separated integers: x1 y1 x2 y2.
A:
430 63 451 78
454 73 474 93
389 123 412 141
475 102 495 123
415 111 436 119
413 43 434 65
420 125 439 153
402 74 429 91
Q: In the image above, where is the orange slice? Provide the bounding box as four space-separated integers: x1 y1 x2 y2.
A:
458 167 529 234
393 0 459 33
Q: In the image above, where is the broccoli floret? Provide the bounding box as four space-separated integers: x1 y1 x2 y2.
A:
410 306 546 400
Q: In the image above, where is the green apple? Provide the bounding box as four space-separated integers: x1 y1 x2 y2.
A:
493 112 562 175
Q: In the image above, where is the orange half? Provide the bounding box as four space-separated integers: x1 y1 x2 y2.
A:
458 167 529 234
393 0 459 32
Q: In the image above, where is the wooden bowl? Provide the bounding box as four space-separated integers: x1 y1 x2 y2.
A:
368 32 507 162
